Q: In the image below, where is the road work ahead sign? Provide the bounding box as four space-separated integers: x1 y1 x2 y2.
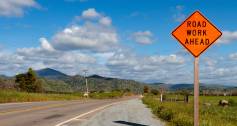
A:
172 11 222 57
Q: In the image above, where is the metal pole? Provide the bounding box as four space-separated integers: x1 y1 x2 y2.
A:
194 57 199 126
86 76 88 94
83 70 89 95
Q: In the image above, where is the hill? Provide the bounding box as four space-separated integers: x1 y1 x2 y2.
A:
36 68 69 80
35 68 144 93
0 68 236 94
148 83 236 92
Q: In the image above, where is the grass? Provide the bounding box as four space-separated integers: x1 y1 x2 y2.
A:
0 90 128 103
0 90 84 103
142 94 237 126
89 91 124 99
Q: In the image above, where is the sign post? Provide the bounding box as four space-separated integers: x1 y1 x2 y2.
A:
194 57 199 126
172 11 222 126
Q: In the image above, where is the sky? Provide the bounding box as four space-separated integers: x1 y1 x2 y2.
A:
1 0 237 85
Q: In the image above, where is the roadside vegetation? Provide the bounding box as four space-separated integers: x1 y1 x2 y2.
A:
0 68 133 103
0 89 131 103
142 94 237 126
0 90 83 103
89 91 130 99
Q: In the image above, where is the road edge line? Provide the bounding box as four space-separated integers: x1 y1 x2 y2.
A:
55 101 121 126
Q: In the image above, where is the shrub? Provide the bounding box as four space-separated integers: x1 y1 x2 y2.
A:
89 91 124 99
151 89 159 95
229 99 237 106
172 114 193 126
142 95 237 126
159 108 174 121
143 86 149 93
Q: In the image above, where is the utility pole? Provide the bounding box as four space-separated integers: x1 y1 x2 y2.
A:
83 69 89 97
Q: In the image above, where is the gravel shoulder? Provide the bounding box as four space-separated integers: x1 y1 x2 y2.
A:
80 98 165 126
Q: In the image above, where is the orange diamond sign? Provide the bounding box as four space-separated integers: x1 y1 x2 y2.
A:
172 11 222 57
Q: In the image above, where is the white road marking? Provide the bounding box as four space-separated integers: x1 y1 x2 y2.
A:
55 101 121 126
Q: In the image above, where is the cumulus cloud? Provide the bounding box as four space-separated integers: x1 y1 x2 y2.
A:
0 8 118 76
40 38 55 52
51 8 118 52
2 43 237 85
82 8 100 19
2 7 237 85
99 16 112 26
0 0 39 17
106 50 187 83
173 5 186 22
131 30 154 44
229 53 237 60
52 23 118 52
17 38 95 63
217 31 237 44
16 38 56 57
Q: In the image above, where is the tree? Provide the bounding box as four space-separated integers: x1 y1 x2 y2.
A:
16 74 27 91
151 89 159 95
143 86 149 93
15 68 43 92
34 79 43 93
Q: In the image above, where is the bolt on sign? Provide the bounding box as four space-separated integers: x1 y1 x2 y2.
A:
172 11 222 57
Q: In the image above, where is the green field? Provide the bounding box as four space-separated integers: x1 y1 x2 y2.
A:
142 95 237 126
89 91 125 99
0 90 129 103
0 90 84 103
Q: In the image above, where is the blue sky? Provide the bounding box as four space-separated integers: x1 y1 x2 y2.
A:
1 0 237 85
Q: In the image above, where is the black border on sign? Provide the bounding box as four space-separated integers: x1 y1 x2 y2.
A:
171 10 222 57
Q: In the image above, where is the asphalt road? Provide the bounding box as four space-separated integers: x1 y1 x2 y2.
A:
0 97 134 126
80 99 164 126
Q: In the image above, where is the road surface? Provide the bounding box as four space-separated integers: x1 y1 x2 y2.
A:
0 97 134 126
79 99 164 126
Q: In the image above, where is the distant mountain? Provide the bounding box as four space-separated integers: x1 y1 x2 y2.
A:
1 68 236 94
88 74 113 80
36 68 69 80
148 83 236 91
35 68 237 93
169 84 193 90
0 75 9 78
35 68 144 93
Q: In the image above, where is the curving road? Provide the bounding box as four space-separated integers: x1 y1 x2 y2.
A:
0 97 135 126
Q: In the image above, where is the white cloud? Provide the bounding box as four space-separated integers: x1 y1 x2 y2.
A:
82 8 100 19
2 44 237 85
0 8 118 76
16 38 96 65
0 0 38 17
106 50 187 83
51 8 118 52
217 31 237 44
131 30 153 44
229 53 237 60
52 23 118 52
203 57 217 67
173 5 186 22
40 38 55 52
99 16 112 26
2 7 237 85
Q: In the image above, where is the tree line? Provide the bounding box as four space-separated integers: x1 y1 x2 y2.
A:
15 68 43 92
